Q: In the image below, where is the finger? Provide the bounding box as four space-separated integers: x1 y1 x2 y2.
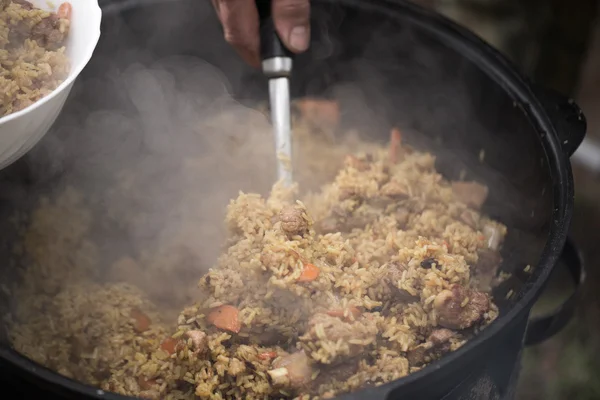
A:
272 0 310 53
214 0 261 67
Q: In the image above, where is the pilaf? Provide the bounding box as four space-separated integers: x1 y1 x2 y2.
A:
0 0 71 117
6 107 508 400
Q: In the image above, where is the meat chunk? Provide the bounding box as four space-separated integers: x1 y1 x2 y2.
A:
384 262 419 302
433 285 489 330
458 209 479 229
294 99 340 128
406 342 433 366
472 248 503 291
407 329 456 366
314 207 376 235
482 221 506 250
380 180 409 199
268 351 314 389
31 14 69 50
299 313 378 364
451 181 489 209
185 330 208 354
344 154 370 172
428 328 455 345
309 359 360 395
475 249 502 275
279 205 309 239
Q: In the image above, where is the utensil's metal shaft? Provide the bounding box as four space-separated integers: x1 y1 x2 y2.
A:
263 57 293 186
268 76 293 186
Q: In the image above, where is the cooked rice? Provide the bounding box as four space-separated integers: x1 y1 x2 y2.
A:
0 0 70 117
6 114 507 399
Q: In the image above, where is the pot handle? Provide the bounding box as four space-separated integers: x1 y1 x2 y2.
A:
525 237 585 346
534 85 587 158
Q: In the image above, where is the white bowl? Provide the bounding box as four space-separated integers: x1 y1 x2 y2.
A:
0 0 102 169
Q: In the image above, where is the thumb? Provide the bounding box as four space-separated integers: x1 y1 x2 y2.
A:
272 0 311 53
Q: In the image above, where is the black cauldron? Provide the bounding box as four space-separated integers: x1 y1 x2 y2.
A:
0 1 586 399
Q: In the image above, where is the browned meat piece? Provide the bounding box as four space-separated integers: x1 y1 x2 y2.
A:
279 205 309 239
185 330 207 353
407 329 456 366
300 313 378 364
255 330 285 346
309 359 360 394
268 350 314 389
384 262 419 302
31 14 69 50
433 285 490 330
428 328 455 345
472 248 503 291
482 222 504 250
315 207 376 235
406 342 433 365
475 249 502 274
344 155 370 172
459 209 479 229
451 181 489 209
380 180 408 199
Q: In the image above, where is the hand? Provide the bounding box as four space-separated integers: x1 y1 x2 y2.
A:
211 0 310 67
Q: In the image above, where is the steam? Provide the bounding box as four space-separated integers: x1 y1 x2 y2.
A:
6 0 543 315
19 1 282 307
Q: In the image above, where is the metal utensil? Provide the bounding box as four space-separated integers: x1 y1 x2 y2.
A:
257 0 294 186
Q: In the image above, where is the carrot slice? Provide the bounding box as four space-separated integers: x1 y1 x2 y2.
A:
258 351 278 360
130 308 151 333
327 306 361 320
57 2 72 20
297 262 320 282
160 337 180 355
207 305 241 333
295 98 340 127
389 127 402 164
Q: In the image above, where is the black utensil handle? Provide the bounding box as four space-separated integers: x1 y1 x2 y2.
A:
256 0 294 60
525 237 585 346
534 85 587 158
